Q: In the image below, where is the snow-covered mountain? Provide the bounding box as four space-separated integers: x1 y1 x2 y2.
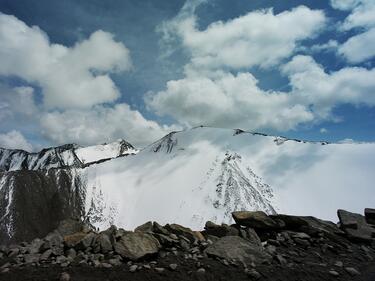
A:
81 127 375 231
0 139 137 171
1 127 375 245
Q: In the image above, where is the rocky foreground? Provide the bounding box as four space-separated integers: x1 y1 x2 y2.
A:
1 209 375 281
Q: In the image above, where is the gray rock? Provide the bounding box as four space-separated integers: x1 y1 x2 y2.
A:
197 268 206 274
240 228 262 247
205 236 271 266
334 261 343 267
245 269 262 280
66 248 76 260
292 232 311 240
338 209 375 242
129 264 138 272
345 267 360 276
135 221 153 233
232 211 280 230
155 267 165 273
204 221 238 237
169 263 178 270
95 233 113 253
164 224 197 242
329 270 339 277
153 222 170 235
57 219 86 237
28 238 44 254
24 253 41 264
39 249 52 261
59 272 70 281
45 231 63 248
114 232 160 260
365 208 375 225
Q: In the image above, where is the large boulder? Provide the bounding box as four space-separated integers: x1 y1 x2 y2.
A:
57 219 87 237
365 208 375 225
232 211 281 230
271 214 344 236
114 232 160 260
204 236 270 265
337 209 375 243
63 232 95 249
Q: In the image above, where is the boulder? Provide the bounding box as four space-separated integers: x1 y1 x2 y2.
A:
135 221 153 233
365 208 375 225
204 236 271 266
204 221 239 237
232 211 280 230
114 232 160 260
337 209 375 243
57 219 87 237
238 228 262 247
95 233 113 253
63 232 95 249
164 224 198 242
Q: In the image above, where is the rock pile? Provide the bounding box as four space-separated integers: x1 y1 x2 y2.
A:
1 209 375 280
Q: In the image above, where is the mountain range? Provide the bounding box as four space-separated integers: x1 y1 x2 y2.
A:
1 126 374 245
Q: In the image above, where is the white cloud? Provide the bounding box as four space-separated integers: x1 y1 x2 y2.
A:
40 104 180 148
310 40 339 53
0 130 33 151
147 70 313 130
148 54 375 131
160 5 326 70
0 13 132 109
330 0 375 63
320 128 328 134
282 55 375 118
338 27 375 63
0 84 38 122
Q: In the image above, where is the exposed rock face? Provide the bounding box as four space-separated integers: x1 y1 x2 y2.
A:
205 236 271 265
337 209 375 243
0 169 85 245
114 232 161 260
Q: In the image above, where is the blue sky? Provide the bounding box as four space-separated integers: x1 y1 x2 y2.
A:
0 0 375 150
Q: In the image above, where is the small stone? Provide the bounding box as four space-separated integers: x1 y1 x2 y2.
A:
143 264 151 269
329 270 339 277
101 263 112 268
197 268 206 274
276 254 287 266
1 268 10 274
245 269 262 280
345 267 360 276
334 261 343 267
169 263 178 270
155 267 165 273
129 264 138 272
60 272 70 281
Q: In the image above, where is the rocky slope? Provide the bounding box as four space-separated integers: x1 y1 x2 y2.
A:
0 208 374 281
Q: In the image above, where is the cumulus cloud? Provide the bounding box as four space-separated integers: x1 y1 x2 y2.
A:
147 70 313 130
338 28 375 63
148 54 375 131
160 5 326 70
0 84 38 122
0 13 132 109
330 0 375 63
283 55 375 118
0 130 33 151
40 104 180 148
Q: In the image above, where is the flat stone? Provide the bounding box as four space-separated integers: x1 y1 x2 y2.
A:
329 270 339 277
232 211 280 230
114 232 160 260
169 263 178 270
345 267 360 276
204 221 238 237
205 236 271 266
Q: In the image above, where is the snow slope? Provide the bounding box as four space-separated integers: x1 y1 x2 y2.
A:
75 140 137 165
79 126 375 231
